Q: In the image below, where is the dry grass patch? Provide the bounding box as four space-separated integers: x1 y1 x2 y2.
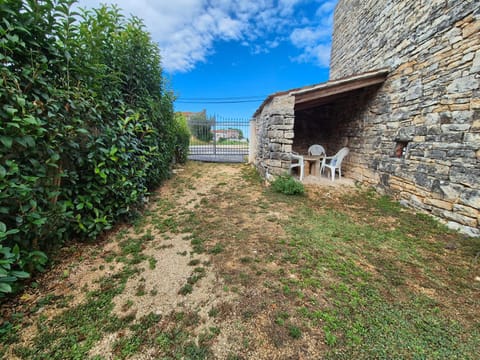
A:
1 162 479 360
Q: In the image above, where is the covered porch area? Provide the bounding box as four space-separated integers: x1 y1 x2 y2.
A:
290 69 389 182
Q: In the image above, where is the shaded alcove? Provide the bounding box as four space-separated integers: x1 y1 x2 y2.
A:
292 85 383 156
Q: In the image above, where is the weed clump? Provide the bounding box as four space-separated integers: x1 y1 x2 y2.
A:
271 175 305 195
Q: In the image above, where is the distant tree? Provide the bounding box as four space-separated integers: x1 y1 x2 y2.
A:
228 127 244 139
189 112 214 142
174 113 190 163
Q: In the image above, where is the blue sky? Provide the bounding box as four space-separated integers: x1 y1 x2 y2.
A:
77 0 338 118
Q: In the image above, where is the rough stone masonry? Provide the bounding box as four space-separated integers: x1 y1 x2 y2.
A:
330 0 479 236
253 0 479 236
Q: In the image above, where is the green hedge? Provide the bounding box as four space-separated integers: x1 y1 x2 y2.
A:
0 0 187 296
173 113 191 164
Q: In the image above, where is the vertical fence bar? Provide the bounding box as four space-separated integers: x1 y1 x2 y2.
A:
213 114 217 156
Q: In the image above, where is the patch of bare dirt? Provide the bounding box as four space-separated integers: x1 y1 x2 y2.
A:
3 161 478 359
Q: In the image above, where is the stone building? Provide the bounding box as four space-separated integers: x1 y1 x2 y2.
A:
251 0 480 236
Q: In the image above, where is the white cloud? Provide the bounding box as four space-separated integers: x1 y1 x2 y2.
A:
75 0 337 73
267 39 281 49
288 1 336 68
291 43 331 67
316 1 335 28
250 37 282 55
316 0 337 16
278 0 303 16
252 44 269 55
290 27 332 48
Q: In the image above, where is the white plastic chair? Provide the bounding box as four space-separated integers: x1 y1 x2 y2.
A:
321 147 349 181
290 153 304 181
308 144 326 157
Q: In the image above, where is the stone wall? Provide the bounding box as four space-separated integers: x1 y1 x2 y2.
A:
330 0 480 236
253 94 296 177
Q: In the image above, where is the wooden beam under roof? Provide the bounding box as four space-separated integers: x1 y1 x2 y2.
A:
292 69 389 111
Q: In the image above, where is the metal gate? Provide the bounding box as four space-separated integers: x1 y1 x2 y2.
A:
187 115 250 163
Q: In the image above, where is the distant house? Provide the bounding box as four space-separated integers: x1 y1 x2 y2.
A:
251 1 479 236
213 129 241 141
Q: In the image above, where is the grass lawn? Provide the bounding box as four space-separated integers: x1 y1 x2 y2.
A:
1 162 479 359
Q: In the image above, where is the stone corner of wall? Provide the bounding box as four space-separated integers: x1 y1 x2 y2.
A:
446 221 480 238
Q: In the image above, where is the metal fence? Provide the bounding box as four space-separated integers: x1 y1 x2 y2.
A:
187 115 250 163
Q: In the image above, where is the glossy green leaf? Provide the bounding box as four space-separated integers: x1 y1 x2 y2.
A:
0 136 13 148
3 106 17 116
10 270 30 279
16 96 26 107
0 283 12 293
16 136 35 148
6 34 19 43
23 115 40 126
